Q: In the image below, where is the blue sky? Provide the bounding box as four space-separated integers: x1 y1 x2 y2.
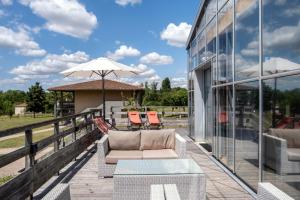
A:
0 0 199 91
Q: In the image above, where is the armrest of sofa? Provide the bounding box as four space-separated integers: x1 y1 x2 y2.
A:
97 135 109 161
257 182 294 200
175 134 186 158
263 133 288 174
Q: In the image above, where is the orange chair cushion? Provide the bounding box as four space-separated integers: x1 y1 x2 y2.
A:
128 111 142 124
147 111 160 124
93 117 109 134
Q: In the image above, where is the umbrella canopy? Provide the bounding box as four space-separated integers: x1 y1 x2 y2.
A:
61 57 140 119
241 57 300 76
61 57 139 78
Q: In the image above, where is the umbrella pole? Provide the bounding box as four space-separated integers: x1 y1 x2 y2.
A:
102 74 106 120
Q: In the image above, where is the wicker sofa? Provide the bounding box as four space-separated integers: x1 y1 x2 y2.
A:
263 128 300 175
97 129 186 177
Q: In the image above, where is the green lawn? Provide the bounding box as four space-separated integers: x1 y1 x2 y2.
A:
0 175 15 186
0 130 54 148
0 114 53 131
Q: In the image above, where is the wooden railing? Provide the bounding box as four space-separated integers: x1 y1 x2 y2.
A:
0 109 102 200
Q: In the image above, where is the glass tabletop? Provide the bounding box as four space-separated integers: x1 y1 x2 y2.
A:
114 159 204 176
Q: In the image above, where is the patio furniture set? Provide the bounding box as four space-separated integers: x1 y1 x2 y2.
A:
97 128 206 200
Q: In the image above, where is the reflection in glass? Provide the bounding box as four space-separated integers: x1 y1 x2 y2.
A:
235 0 259 80
263 1 300 75
204 68 213 148
215 86 233 169
217 0 233 83
197 31 206 65
206 17 216 60
206 0 217 23
218 0 228 10
263 75 300 199
235 81 259 190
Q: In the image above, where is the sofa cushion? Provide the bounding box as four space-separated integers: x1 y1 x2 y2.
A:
287 148 300 161
108 130 140 150
105 150 143 164
143 149 178 159
140 129 175 150
270 128 300 148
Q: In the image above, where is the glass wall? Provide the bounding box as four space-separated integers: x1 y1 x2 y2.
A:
235 0 259 80
263 75 300 197
263 1 300 76
217 0 233 84
235 81 259 190
187 0 300 198
215 85 233 169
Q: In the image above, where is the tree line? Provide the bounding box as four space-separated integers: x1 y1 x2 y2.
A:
142 77 188 107
0 82 55 118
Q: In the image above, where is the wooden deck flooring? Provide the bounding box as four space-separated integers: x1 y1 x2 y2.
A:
35 128 254 200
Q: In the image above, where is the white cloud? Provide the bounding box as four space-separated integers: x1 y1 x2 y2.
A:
171 77 187 88
10 51 90 78
1 0 13 5
0 26 46 56
241 40 259 56
140 52 173 65
283 6 300 17
160 22 192 47
106 45 141 61
20 0 98 39
264 21 300 50
115 0 141 6
0 9 5 17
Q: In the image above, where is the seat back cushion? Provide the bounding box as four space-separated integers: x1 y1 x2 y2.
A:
270 128 300 148
140 129 175 150
108 130 141 150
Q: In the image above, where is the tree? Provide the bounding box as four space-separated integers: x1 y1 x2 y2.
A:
161 77 171 92
26 82 46 118
2 100 14 119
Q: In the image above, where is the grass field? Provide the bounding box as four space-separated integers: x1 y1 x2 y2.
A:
0 130 54 148
0 114 53 131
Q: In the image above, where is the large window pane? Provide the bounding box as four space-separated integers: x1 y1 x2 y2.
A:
206 17 216 60
263 1 300 75
235 81 259 190
218 0 228 10
263 75 300 199
217 0 233 84
235 0 259 80
197 31 206 65
216 85 234 169
206 0 217 23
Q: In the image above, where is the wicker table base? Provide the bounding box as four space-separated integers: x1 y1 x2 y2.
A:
113 159 206 200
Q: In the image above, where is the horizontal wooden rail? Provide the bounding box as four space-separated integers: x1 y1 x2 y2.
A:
0 110 99 138
0 109 102 200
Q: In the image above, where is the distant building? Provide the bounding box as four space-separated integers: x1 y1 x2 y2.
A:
14 103 27 115
48 80 144 117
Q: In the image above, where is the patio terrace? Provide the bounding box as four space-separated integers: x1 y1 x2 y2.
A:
34 128 254 200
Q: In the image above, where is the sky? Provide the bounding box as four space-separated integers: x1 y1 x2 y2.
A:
0 0 200 91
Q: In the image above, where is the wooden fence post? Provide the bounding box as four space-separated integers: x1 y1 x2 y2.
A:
25 129 34 200
53 122 60 175
72 117 77 141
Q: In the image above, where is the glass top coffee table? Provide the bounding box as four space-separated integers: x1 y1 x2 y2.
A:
113 159 206 200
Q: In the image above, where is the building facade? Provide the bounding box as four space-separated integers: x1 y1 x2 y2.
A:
187 0 300 198
48 80 144 117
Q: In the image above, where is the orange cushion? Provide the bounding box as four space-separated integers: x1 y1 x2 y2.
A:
147 112 160 124
128 111 142 124
93 117 108 134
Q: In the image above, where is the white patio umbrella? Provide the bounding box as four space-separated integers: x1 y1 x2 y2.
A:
61 57 140 119
241 57 300 76
241 57 300 127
